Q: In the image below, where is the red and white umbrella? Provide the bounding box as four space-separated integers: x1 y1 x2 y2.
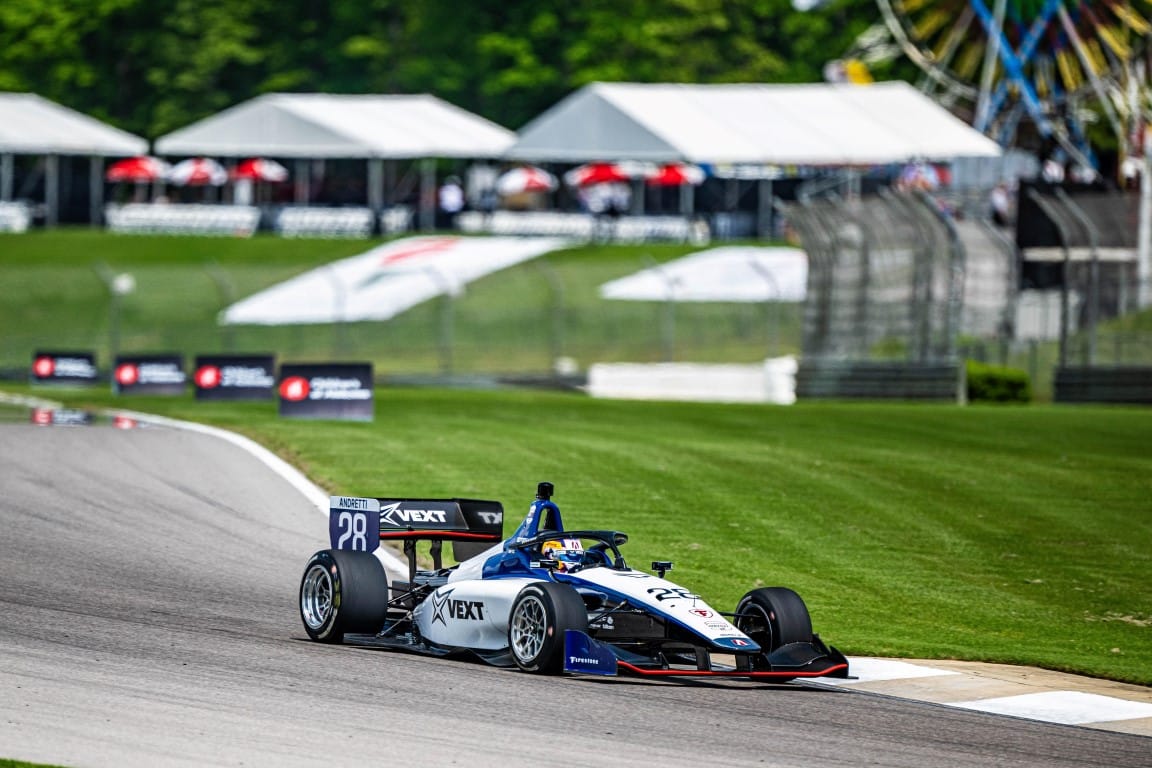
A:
167 157 228 186
646 162 706 186
231 158 289 182
563 161 651 187
105 156 171 183
496 166 557 196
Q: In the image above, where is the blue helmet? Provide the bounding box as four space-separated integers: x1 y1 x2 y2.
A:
541 538 584 572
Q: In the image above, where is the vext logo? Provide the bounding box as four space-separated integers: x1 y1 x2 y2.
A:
195 365 222 389
279 376 310 401
115 363 139 386
380 502 448 527
430 588 486 624
33 357 54 377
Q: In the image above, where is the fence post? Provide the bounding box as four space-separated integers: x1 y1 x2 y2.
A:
536 259 566 373
1025 189 1072 368
746 258 780 357
93 260 135 364
1054 189 1099 365
646 255 678 363
323 265 349 357
206 260 236 352
423 266 458 378
913 190 965 363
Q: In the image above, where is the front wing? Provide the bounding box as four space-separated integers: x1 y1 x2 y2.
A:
564 630 851 680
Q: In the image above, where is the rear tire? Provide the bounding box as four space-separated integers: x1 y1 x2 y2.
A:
508 582 588 674
299 549 389 643
734 587 813 652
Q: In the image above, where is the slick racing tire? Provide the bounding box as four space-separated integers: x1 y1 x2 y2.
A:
299 549 389 644
734 587 813 652
508 582 589 674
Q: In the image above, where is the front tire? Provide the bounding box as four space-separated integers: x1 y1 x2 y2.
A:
734 586 813 653
299 549 389 643
508 582 588 674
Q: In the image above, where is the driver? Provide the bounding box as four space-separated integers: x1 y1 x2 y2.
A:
540 538 585 572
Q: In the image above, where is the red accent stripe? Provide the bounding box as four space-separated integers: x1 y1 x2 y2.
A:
616 661 849 679
378 237 458 266
378 531 500 541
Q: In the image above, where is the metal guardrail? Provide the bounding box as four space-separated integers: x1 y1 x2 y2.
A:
796 360 965 402
1053 366 1152 404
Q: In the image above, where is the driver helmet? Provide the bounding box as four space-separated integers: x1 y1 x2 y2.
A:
541 538 584 572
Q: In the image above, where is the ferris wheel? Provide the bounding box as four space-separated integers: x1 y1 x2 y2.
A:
875 0 1151 171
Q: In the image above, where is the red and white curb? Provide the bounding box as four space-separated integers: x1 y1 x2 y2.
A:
813 658 1152 735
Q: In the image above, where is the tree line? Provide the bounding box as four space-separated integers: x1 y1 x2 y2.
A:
0 0 903 141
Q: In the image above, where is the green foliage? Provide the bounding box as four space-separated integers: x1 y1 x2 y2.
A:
0 0 886 137
966 359 1032 403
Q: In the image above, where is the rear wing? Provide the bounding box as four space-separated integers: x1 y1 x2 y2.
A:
329 495 504 553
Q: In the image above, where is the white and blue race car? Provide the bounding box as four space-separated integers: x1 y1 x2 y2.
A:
299 482 849 680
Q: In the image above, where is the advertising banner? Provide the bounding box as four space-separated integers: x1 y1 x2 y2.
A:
193 355 276 400
30 407 94 427
278 363 373 421
31 351 98 386
113 354 186 396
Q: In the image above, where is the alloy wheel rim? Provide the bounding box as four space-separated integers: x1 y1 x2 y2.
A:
510 595 547 661
301 564 334 630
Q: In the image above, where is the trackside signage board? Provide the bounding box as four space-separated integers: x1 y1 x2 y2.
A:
278 363 373 421
31 351 98 386
31 407 94 427
113 354 186 396
193 354 276 400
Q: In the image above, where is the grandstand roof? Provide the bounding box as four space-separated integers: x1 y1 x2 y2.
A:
506 81 1001 166
0 92 147 156
155 93 516 159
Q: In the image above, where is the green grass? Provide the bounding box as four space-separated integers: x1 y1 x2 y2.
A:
10 384 1151 687
4 229 1151 686
0 230 797 376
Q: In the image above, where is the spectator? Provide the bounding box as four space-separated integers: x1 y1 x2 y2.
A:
438 176 464 228
990 182 1012 227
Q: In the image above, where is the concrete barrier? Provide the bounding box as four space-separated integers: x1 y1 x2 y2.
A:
586 357 796 404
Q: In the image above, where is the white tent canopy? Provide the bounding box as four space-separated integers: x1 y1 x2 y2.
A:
0 92 148 225
156 93 516 158
600 246 808 303
0 92 147 156
507 81 1001 165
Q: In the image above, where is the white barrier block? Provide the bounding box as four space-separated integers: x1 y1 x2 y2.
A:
587 357 796 404
0 201 31 233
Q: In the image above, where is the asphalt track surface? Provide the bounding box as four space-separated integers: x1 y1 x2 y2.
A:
0 424 1148 768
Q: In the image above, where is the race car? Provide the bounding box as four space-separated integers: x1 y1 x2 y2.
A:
299 482 849 680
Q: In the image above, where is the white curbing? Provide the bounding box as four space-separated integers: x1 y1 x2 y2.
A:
814 658 1152 734
0 392 407 576
951 691 1152 725
110 408 410 578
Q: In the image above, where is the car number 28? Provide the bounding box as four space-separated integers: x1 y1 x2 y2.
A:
329 509 378 553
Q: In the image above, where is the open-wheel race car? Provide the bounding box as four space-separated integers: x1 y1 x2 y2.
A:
299 482 850 680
